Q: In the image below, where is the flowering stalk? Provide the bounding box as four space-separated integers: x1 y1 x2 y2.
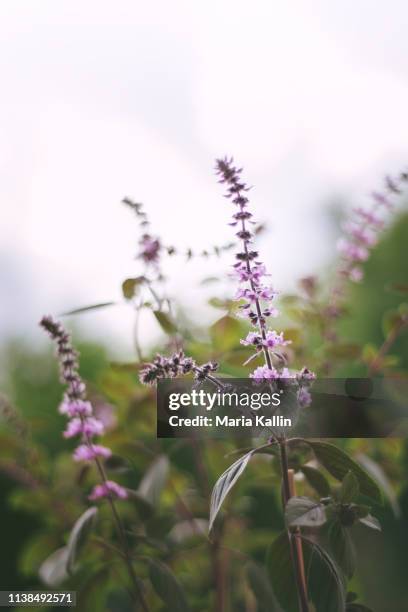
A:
40 316 149 611
331 171 408 305
215 157 312 612
216 157 315 404
122 196 235 265
313 170 408 373
140 349 223 389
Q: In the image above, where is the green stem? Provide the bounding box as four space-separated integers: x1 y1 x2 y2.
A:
89 442 150 612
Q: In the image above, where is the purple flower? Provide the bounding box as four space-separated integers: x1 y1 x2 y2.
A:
240 332 262 347
73 444 112 462
89 480 128 501
348 266 364 283
138 234 161 264
59 399 92 418
297 367 316 382
250 365 280 382
353 207 384 228
297 387 312 408
139 350 219 387
257 286 278 300
343 224 377 247
337 239 369 262
263 330 291 349
232 263 268 283
63 416 105 439
371 191 392 209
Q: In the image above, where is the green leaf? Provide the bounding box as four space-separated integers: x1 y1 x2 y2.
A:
266 532 346 612
38 547 69 587
385 282 408 295
357 453 400 517
66 506 98 573
285 496 327 528
209 449 256 531
153 310 178 335
326 344 361 359
301 440 382 503
354 504 370 519
382 308 401 337
210 315 242 351
266 532 298 612
138 455 169 505
60 302 116 316
148 559 190 612
104 454 130 473
301 466 331 497
339 471 359 504
125 490 155 520
246 561 283 612
329 522 356 578
358 514 381 531
301 536 347 612
122 276 145 300
362 343 378 364
346 604 374 612
208 297 233 310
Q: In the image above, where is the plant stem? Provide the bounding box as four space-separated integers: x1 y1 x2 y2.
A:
89 439 150 612
368 315 408 375
236 190 309 610
279 440 309 612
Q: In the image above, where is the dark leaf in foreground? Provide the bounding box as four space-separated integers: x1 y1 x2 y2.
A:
329 521 356 578
295 440 382 503
246 561 283 612
148 559 190 612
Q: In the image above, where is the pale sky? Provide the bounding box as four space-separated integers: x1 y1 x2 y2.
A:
1 1 408 358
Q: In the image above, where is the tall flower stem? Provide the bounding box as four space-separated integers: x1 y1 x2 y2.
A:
89 440 149 611
216 158 309 612
40 316 149 611
279 440 309 612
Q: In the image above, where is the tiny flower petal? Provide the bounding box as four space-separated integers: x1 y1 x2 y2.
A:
63 417 105 439
73 444 112 461
59 399 93 418
297 387 312 408
349 266 364 282
89 480 128 500
250 365 280 382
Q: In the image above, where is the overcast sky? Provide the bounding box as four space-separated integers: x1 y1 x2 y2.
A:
1 1 408 358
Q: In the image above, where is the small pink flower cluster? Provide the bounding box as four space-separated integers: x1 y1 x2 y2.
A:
337 172 408 282
40 316 127 502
